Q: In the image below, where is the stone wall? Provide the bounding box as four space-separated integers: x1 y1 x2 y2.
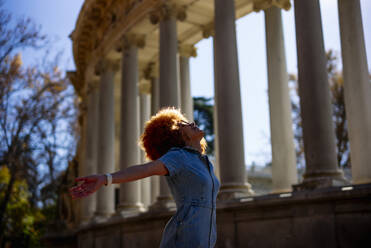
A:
44 183 371 248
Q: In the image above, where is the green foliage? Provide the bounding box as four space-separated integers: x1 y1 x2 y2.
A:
0 167 46 247
193 97 214 155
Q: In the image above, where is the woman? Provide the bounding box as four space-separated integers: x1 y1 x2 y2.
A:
70 107 220 248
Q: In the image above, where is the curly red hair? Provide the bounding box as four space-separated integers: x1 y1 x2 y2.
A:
139 107 207 161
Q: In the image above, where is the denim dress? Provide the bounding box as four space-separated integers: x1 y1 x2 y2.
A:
158 147 220 248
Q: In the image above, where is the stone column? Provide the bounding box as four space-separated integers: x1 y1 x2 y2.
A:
179 45 197 121
139 80 152 208
265 6 298 193
149 4 183 210
151 76 160 115
214 0 253 199
94 59 117 221
143 62 161 205
116 35 145 217
293 0 345 190
80 81 99 224
202 24 221 180
158 16 180 108
114 76 122 173
76 127 85 224
157 14 178 209
150 74 160 204
338 0 371 184
213 94 221 180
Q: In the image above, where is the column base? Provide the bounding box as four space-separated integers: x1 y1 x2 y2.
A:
271 187 294 194
114 203 145 218
217 183 254 201
79 217 94 227
148 196 176 212
353 178 371 185
91 212 113 223
293 169 349 191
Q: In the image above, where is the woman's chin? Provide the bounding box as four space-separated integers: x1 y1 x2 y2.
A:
191 129 204 141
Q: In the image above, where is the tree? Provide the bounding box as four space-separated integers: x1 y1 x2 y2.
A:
193 97 214 155
290 50 350 169
0 167 46 247
0 3 77 246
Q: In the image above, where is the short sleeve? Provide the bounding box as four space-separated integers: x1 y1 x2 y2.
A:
158 148 184 177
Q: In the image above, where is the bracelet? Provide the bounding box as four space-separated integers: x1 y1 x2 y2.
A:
104 173 112 186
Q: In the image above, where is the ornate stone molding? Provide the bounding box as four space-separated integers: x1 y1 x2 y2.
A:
149 2 187 24
72 0 157 94
179 44 197 58
202 22 214 38
71 0 270 102
67 71 84 97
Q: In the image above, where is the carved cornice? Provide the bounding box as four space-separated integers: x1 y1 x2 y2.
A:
179 44 197 58
73 0 159 93
72 0 268 96
67 70 84 97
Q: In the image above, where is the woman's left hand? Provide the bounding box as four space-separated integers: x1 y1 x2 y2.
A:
69 174 105 199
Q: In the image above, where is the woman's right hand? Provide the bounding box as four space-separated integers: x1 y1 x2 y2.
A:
69 174 106 199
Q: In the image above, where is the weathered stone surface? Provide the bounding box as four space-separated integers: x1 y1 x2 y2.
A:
44 184 371 248
93 226 120 248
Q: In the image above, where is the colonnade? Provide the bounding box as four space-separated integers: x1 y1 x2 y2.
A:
78 0 371 223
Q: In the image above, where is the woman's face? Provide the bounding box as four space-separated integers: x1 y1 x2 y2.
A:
178 120 204 142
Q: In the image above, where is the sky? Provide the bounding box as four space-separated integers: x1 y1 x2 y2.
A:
4 0 371 166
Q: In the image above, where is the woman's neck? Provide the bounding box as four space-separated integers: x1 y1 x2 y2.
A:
185 140 202 153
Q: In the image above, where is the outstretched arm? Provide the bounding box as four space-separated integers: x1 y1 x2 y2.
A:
69 160 168 199
110 160 168 183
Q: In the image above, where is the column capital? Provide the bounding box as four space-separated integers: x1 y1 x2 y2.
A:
94 58 120 76
179 44 197 58
79 95 88 115
274 0 291 11
139 79 152 95
121 33 146 50
84 70 100 95
143 62 159 79
253 0 291 12
202 22 214 38
149 3 187 24
85 79 99 96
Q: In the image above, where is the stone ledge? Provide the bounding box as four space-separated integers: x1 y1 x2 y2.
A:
218 183 371 210
44 183 371 248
